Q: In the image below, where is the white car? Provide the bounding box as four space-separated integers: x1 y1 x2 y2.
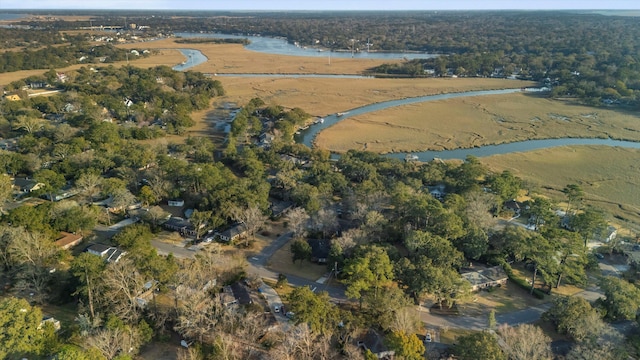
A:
274 305 280 313
425 333 432 343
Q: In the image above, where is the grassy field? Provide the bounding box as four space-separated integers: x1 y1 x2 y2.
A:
483 146 640 225
266 238 328 281
315 92 640 153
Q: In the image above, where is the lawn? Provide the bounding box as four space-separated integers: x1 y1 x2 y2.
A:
266 238 329 281
459 281 549 317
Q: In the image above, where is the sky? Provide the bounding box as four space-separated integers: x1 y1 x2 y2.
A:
0 0 638 10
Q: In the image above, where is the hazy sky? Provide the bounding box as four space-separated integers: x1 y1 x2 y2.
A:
0 0 638 10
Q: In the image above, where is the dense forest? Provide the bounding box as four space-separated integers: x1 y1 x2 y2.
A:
7 11 640 106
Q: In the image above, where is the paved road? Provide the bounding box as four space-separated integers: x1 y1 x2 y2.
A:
419 302 554 331
247 232 348 300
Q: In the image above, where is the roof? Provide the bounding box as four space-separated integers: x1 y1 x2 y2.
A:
308 239 330 259
219 223 247 239
87 243 111 254
12 178 40 189
230 282 252 305
55 232 83 249
461 266 508 287
164 217 193 229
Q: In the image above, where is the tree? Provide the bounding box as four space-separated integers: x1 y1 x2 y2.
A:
189 210 211 240
13 115 45 134
385 330 425 360
9 230 59 302
487 170 522 202
141 206 170 228
230 204 267 247
288 287 339 335
488 309 497 330
463 190 497 231
75 172 103 204
290 239 312 264
0 173 13 213
599 276 640 321
286 207 309 239
102 259 146 323
497 324 553 360
0 297 45 359
35 169 65 202
343 245 393 302
526 196 556 231
543 296 604 342
71 252 107 320
570 207 608 247
563 183 584 215
454 331 505 360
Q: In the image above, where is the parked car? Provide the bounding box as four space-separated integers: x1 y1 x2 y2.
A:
595 253 604 259
274 305 280 313
425 333 432 343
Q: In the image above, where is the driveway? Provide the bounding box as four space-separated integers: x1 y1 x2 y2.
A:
258 281 289 327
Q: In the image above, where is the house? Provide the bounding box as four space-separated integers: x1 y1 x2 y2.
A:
504 199 523 216
168 199 185 207
86 244 126 263
12 178 44 193
427 184 446 200
221 285 238 307
230 282 252 305
269 200 293 219
218 223 248 242
604 226 618 243
163 217 198 237
308 239 330 264
5 94 22 101
461 265 508 292
54 232 83 250
56 73 68 83
355 329 395 359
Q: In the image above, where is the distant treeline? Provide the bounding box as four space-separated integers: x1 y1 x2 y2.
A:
0 43 134 73
7 11 640 107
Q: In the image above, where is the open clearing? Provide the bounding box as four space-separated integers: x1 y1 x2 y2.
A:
483 146 640 225
315 92 640 153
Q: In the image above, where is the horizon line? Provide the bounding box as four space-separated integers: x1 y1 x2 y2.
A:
1 8 639 11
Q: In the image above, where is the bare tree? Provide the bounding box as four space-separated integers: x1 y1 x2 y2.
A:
230 204 267 247
13 115 45 134
76 172 103 204
173 285 222 343
177 347 204 360
102 258 146 323
270 324 338 360
286 207 310 239
9 230 59 302
498 323 553 360
390 306 421 334
84 326 141 360
142 206 170 227
464 190 497 231
311 208 338 239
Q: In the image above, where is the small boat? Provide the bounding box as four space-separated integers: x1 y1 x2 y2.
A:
405 154 419 162
336 112 348 117
316 118 325 124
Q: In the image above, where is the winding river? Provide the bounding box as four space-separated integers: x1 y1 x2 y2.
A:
171 45 640 160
